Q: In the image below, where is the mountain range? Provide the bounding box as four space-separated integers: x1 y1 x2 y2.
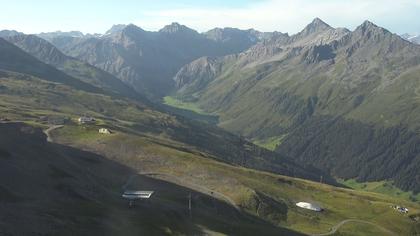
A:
171 18 420 193
35 23 275 99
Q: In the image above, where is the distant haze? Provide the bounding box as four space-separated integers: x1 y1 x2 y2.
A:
0 0 419 35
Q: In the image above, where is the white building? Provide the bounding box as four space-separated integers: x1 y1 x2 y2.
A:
296 202 322 212
99 128 112 134
78 116 95 124
394 205 409 213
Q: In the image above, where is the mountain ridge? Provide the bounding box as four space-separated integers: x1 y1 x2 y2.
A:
2 33 143 100
45 23 272 99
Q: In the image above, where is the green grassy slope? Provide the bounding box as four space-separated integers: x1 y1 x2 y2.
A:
0 122 300 236
163 96 208 115
51 124 420 236
339 179 420 202
253 135 287 151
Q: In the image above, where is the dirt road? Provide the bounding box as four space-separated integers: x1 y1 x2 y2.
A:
43 125 64 142
311 219 396 236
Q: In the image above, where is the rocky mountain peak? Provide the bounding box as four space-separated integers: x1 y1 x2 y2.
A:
122 24 144 33
117 24 146 40
301 18 333 34
105 24 127 35
159 22 198 35
355 20 388 35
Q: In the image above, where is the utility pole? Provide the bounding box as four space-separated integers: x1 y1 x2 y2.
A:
188 192 192 219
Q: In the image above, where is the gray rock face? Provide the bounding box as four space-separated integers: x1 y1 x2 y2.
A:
401 33 420 44
174 56 225 99
6 34 68 65
37 31 86 41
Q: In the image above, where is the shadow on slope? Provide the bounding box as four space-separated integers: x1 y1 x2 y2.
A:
0 122 304 236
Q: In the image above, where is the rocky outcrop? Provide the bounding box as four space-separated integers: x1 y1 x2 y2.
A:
174 56 225 99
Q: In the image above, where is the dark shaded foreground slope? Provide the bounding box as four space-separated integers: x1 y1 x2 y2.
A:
0 122 304 236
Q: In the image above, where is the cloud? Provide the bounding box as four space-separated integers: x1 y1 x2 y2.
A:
136 0 420 34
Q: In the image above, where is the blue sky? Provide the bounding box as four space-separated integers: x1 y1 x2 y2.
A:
0 0 419 35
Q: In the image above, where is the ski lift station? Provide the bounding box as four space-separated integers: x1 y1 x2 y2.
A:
122 190 154 207
122 190 154 200
296 202 322 212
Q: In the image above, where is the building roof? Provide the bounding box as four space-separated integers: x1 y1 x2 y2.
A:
122 190 154 200
296 202 322 211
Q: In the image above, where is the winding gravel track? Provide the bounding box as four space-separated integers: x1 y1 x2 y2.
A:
43 125 64 142
311 219 396 236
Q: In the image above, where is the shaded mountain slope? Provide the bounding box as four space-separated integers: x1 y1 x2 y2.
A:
0 122 303 236
0 38 101 94
3 34 141 100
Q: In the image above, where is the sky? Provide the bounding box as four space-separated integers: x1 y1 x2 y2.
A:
0 0 419 35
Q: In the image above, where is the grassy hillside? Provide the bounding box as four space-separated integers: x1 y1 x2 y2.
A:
339 179 420 203
0 122 300 236
170 20 420 194
1 67 418 235
50 123 420 236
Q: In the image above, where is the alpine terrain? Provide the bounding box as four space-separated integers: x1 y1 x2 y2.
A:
1 4 420 235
